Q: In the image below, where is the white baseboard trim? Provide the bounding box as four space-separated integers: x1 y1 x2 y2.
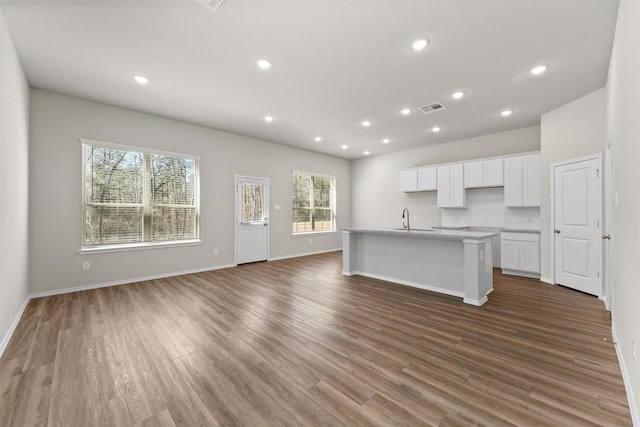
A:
268 248 341 262
539 276 554 285
0 295 30 359
348 270 465 300
29 263 237 299
612 320 639 426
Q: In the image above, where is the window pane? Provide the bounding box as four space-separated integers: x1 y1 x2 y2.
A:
312 176 332 208
241 183 265 222
292 173 311 208
151 206 197 241
151 155 197 205
84 205 143 245
292 207 311 232
84 147 143 204
313 208 334 231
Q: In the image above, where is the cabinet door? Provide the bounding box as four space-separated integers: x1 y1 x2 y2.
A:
520 241 540 273
522 153 541 206
437 165 451 207
450 164 465 207
501 240 521 270
464 161 484 188
483 158 504 187
504 156 524 206
401 169 418 192
417 166 437 191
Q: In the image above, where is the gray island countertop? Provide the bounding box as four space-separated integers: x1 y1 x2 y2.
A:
341 227 498 241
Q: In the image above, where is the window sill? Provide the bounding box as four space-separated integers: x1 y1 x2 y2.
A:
291 230 337 237
78 239 201 255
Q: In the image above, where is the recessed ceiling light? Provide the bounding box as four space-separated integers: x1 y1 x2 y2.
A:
264 115 274 122
452 91 465 99
382 138 390 144
412 39 429 50
256 59 272 70
314 136 322 142
530 64 549 75
432 126 441 133
501 110 513 117
133 75 149 85
401 108 412 115
341 145 348 149
362 120 371 127
364 151 370 155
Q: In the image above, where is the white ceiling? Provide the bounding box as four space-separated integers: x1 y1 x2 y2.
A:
1 0 619 160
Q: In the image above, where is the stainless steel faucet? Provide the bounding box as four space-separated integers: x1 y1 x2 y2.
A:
402 208 410 231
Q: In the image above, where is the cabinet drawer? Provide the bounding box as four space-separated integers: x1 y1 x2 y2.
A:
501 232 539 242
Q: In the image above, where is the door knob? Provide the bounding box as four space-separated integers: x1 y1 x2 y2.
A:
554 229 561 234
602 234 611 240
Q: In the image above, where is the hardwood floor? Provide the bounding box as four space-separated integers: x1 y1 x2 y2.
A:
0 251 631 426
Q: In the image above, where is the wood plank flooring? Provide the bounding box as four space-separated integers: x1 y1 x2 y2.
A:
0 251 631 426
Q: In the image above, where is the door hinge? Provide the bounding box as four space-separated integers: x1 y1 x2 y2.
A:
596 168 600 178
597 220 600 227
597 272 600 278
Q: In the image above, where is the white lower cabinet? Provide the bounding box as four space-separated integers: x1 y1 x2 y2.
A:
501 232 540 278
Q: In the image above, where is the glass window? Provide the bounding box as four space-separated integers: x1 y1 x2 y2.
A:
82 141 199 248
292 171 335 233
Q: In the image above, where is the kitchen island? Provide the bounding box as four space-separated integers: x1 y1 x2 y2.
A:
342 227 498 306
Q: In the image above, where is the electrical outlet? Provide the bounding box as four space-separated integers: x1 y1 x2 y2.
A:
274 205 281 211
413 214 418 221
615 193 619 207
82 261 90 271
308 239 313 245
213 248 219 255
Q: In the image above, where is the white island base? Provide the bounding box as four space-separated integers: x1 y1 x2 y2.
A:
342 228 496 306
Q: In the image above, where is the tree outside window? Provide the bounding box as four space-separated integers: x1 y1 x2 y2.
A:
292 172 335 233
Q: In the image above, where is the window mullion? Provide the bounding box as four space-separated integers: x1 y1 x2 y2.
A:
143 153 152 241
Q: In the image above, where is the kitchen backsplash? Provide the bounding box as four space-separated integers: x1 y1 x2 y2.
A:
440 187 540 229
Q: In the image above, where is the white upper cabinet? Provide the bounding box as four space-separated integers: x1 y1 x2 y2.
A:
463 161 484 188
464 158 503 188
417 166 437 191
522 154 541 206
484 158 504 187
504 153 540 207
400 168 418 192
437 164 465 208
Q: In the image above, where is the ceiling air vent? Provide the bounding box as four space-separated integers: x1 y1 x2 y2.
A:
196 0 225 12
419 102 447 114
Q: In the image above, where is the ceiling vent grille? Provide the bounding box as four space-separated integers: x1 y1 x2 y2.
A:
196 0 225 12
419 102 447 114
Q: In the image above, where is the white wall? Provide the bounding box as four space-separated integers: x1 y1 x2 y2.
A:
351 126 540 230
540 88 607 282
606 0 640 421
0 11 30 353
29 89 351 294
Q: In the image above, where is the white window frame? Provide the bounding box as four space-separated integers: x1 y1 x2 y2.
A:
291 170 337 235
79 138 201 254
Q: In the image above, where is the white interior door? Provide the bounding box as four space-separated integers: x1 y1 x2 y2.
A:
236 176 269 264
553 157 602 296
